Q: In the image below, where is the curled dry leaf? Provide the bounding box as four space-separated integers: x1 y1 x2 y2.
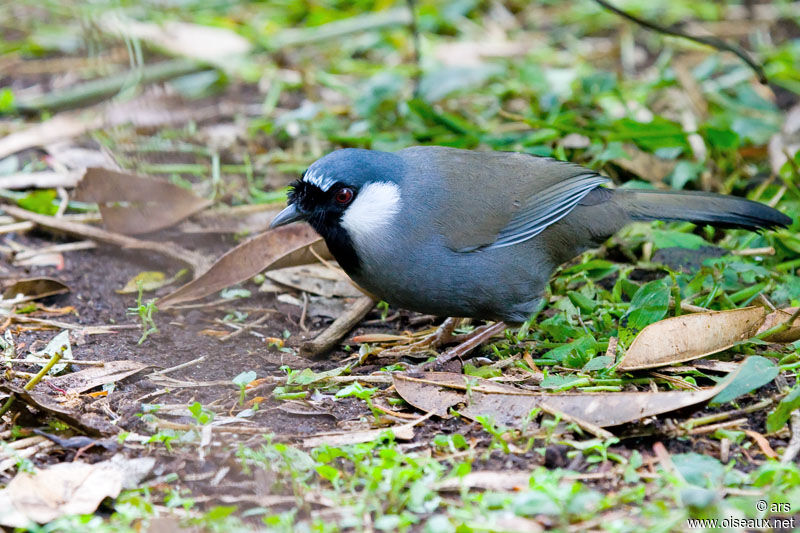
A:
158 224 331 308
393 372 721 429
47 360 149 395
757 307 800 343
618 306 766 371
0 454 154 527
75 168 212 235
2 277 70 302
266 264 362 298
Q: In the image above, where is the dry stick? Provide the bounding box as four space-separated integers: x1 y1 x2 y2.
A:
220 313 273 342
0 343 65 418
1 203 210 274
300 296 377 357
680 398 773 430
422 321 507 372
3 358 105 366
781 410 800 464
147 355 207 377
592 0 767 83
539 401 615 440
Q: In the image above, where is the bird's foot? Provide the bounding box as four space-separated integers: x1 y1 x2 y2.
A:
381 317 461 357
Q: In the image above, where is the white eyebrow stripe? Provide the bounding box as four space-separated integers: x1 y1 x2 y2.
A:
304 168 337 191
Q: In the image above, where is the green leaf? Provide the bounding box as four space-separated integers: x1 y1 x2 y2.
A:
711 356 779 405
232 370 257 387
766 385 800 433
651 230 709 250
17 189 58 215
582 355 613 371
541 334 598 364
0 88 15 113
672 453 724 487
620 278 671 345
568 290 597 313
609 117 689 152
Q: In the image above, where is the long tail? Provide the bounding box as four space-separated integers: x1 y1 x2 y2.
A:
612 189 792 231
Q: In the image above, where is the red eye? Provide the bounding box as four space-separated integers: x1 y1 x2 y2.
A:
334 187 354 205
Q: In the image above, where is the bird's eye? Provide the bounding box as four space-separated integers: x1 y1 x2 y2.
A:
334 187 354 205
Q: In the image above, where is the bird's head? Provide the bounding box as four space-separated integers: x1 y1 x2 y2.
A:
270 148 405 272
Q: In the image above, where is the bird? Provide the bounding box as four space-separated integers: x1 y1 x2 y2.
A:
270 146 792 323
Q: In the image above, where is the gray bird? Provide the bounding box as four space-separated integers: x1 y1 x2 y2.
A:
270 147 791 322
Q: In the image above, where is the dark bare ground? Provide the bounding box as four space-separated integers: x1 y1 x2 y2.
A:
1 226 792 521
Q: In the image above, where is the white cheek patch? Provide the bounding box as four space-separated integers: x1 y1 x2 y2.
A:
340 182 402 247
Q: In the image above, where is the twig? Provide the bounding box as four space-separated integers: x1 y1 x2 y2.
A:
405 0 421 96
592 0 767 83
300 296 376 356
680 398 773 430
539 401 614 440
421 321 507 372
781 410 800 464
220 313 273 342
15 58 202 113
0 341 65 418
1 203 210 273
687 418 747 435
147 355 206 377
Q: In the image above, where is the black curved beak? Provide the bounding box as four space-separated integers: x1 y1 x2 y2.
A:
270 203 305 229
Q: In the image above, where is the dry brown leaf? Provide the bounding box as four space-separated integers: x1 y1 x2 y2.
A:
2 277 70 302
756 307 800 343
157 225 330 308
301 414 428 448
179 204 281 234
266 264 361 298
0 455 154 527
619 306 766 371
768 103 800 175
47 360 149 394
393 372 721 428
100 14 252 65
613 144 677 183
74 168 211 235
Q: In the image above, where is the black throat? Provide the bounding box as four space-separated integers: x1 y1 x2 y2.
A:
289 180 361 275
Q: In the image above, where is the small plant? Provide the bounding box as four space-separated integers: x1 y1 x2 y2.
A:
232 370 257 405
188 402 215 425
127 283 158 344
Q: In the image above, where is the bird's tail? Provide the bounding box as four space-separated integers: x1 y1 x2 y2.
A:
613 189 792 231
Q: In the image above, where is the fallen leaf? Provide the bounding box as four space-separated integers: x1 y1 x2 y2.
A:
756 307 800 343
75 168 211 235
47 360 149 394
613 144 677 183
393 372 724 428
768 103 800 175
2 277 70 302
301 414 426 448
619 306 766 371
179 204 281 234
0 454 154 527
116 270 187 294
26 330 72 374
158 225 330 308
266 264 361 298
436 471 531 491
0 383 118 436
100 14 252 66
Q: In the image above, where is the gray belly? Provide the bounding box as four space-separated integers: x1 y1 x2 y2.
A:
349 238 556 322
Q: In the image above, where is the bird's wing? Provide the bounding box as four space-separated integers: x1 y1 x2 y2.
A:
485 172 609 249
399 147 610 252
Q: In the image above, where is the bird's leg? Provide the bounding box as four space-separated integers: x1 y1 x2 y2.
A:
420 321 507 372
